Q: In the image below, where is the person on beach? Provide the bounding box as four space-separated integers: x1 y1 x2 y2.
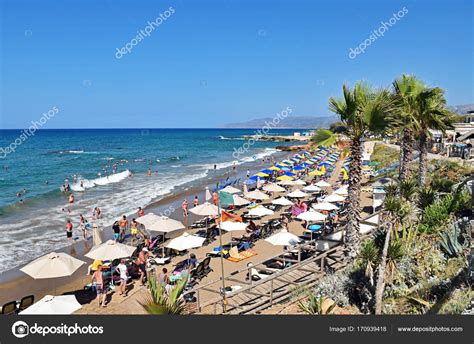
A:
246 170 250 178
136 247 149 286
65 219 73 244
119 215 128 242
137 207 145 217
79 214 87 240
68 193 74 204
213 164 217 171
147 168 152 176
92 266 107 307
182 199 189 217
158 267 170 286
212 191 219 206
93 207 101 219
112 221 121 241
130 218 139 245
115 259 128 297
193 196 199 207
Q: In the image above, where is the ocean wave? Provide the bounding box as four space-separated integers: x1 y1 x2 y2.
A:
68 170 131 191
218 135 244 140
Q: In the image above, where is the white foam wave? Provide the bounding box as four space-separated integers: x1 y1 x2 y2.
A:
68 170 130 191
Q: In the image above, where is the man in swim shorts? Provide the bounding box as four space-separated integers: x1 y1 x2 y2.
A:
119 215 128 242
65 219 73 244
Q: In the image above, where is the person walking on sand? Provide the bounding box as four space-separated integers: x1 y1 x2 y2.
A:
115 259 128 297
119 215 128 242
182 199 189 217
193 196 199 207
130 218 139 245
136 247 149 286
65 219 73 244
92 266 107 307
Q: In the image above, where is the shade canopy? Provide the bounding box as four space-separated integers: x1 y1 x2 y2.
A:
293 179 307 185
85 240 136 261
303 184 322 192
334 185 348 196
277 179 295 186
220 221 248 232
265 229 302 246
297 211 327 222
220 185 241 194
312 202 339 211
315 180 331 187
245 189 270 200
189 202 219 216
287 189 308 198
276 175 294 181
324 194 346 203
271 197 294 206
263 183 286 193
248 206 274 217
233 195 251 206
19 295 82 315
136 213 185 233
166 232 206 251
20 252 85 280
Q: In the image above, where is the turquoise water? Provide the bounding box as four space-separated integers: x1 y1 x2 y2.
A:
0 128 296 272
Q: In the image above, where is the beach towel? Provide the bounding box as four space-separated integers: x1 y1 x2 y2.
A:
227 247 257 262
221 210 242 223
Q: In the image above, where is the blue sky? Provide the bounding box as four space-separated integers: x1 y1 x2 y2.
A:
0 0 473 128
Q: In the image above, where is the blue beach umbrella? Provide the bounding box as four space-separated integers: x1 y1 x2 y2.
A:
293 165 305 171
260 169 273 174
284 172 296 177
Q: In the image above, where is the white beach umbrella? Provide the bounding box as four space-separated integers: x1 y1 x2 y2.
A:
233 195 251 206
287 189 308 198
245 189 270 200
20 252 85 280
277 180 295 186
92 224 103 246
205 187 212 201
136 214 185 233
312 202 339 211
315 180 331 188
293 179 307 185
248 206 274 217
221 185 241 194
297 211 327 222
303 184 322 193
263 183 286 193
220 221 248 232
189 202 219 216
265 229 302 246
243 183 248 194
19 295 82 315
271 196 294 206
85 240 136 261
166 232 206 251
334 185 348 196
134 213 161 228
324 194 346 203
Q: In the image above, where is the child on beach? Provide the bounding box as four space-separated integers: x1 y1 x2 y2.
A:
115 259 128 297
65 219 73 244
182 199 189 217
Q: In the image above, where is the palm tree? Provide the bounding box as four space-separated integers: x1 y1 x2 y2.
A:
416 89 455 186
316 83 396 259
139 274 188 314
392 75 425 182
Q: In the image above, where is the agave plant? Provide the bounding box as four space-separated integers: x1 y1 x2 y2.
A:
298 294 337 315
139 274 188 315
439 226 463 258
399 179 418 202
386 240 405 281
359 240 380 286
418 187 436 210
383 183 399 198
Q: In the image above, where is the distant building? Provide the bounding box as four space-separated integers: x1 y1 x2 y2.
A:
293 132 301 137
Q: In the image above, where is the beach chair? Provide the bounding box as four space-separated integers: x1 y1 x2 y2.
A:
17 295 34 312
0 300 17 315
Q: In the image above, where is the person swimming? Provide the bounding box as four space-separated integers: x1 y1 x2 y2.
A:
68 194 75 204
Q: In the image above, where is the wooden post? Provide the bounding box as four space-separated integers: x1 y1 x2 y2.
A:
196 289 201 313
270 279 274 305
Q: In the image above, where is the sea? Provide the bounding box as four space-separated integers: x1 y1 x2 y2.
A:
0 128 298 273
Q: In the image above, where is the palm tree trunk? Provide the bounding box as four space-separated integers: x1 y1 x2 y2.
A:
418 131 428 187
374 222 392 314
399 128 414 182
344 137 362 259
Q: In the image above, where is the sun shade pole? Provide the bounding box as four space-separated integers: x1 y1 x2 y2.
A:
217 201 227 313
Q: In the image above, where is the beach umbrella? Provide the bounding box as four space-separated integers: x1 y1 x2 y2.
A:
233 194 251 206
220 185 241 194
324 194 346 203
297 210 327 222
334 186 348 196
287 189 308 198
256 177 262 189
85 240 136 261
19 295 82 315
255 172 269 178
312 202 339 211
271 196 294 206
277 175 294 181
189 202 219 216
315 180 331 188
248 206 274 217
308 170 324 176
245 189 269 200
260 169 273 174
20 252 85 280
269 166 280 171
284 172 296 177
265 229 302 246
205 186 212 201
293 179 307 185
277 179 295 186
281 167 291 172
136 214 185 233
92 224 103 246
293 165 304 171
243 183 248 194
303 184 321 192
263 183 286 193
220 221 248 232
166 232 206 251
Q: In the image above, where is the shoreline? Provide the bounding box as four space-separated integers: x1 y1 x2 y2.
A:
0 148 291 304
